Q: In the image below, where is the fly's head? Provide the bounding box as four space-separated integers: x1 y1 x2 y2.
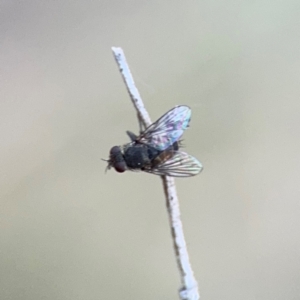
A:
104 145 127 173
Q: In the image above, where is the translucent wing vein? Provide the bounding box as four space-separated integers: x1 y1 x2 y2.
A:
145 151 203 177
137 105 191 151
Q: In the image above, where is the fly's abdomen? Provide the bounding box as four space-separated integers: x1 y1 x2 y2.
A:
150 141 179 168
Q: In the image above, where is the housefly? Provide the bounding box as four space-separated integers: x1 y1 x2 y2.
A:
104 105 202 177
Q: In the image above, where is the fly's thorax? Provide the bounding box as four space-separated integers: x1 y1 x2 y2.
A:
123 143 152 169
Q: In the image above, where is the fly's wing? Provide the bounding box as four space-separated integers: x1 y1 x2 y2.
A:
144 151 203 177
137 106 191 151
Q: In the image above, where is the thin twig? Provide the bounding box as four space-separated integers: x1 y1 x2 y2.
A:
112 47 200 300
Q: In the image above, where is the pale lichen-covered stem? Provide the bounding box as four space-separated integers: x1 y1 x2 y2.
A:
111 47 200 300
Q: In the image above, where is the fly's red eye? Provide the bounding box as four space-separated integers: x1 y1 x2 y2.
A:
110 146 120 155
114 162 126 173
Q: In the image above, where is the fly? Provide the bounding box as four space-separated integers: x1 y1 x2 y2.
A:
104 105 202 177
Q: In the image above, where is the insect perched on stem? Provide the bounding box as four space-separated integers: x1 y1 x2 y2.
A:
104 105 202 177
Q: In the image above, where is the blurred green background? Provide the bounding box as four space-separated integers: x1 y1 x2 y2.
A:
1 1 300 299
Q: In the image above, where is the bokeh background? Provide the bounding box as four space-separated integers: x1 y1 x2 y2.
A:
1 1 300 299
